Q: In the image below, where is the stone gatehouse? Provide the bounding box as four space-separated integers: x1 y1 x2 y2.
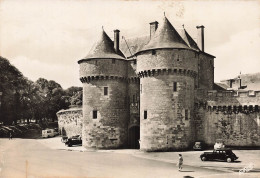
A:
57 15 260 151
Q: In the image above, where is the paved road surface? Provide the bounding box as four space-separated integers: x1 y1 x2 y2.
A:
0 138 245 178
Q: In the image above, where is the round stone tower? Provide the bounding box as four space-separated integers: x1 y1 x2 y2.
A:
78 29 129 149
136 17 199 151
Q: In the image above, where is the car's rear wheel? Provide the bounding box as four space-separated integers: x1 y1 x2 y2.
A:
201 156 207 161
227 157 232 163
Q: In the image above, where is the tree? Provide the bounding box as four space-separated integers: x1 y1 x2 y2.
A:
35 78 69 122
0 56 81 125
0 57 28 125
65 86 82 107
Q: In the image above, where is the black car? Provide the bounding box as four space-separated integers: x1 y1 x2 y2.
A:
65 135 82 147
200 148 238 162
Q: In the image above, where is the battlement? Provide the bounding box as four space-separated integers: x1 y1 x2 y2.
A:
138 68 197 78
207 90 260 97
197 89 260 100
79 75 139 83
196 89 260 114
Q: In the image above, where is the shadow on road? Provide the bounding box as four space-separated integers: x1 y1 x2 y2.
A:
180 170 194 172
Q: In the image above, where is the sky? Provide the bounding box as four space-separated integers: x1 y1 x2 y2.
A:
0 0 259 89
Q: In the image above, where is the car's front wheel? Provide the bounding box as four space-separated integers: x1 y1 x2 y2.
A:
201 156 207 161
65 143 71 147
226 157 232 163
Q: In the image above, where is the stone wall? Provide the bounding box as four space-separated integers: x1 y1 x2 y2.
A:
82 79 128 149
197 89 260 106
198 53 214 90
195 89 260 147
79 58 127 78
127 59 140 129
128 80 140 128
57 107 83 138
137 49 197 151
137 49 198 73
139 74 195 151
195 106 260 147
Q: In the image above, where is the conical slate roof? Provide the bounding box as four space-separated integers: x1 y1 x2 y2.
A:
83 30 125 60
139 17 190 53
181 29 200 51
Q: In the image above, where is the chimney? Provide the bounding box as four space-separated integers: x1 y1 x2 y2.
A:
114 29 120 53
150 21 158 39
196 25 205 52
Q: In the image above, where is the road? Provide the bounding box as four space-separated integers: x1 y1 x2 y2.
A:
0 138 254 178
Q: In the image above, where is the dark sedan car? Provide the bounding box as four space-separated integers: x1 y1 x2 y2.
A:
65 135 82 147
200 148 238 162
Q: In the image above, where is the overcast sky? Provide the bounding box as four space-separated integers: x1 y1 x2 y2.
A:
0 0 259 89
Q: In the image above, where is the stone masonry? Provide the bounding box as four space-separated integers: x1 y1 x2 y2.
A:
56 15 260 151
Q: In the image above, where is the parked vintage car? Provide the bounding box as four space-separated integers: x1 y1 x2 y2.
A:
193 141 204 150
65 135 82 147
200 148 238 162
42 129 55 138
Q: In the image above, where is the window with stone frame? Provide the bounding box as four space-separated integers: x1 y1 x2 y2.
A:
104 87 108 95
173 82 177 92
144 110 147 119
93 110 97 119
185 109 189 120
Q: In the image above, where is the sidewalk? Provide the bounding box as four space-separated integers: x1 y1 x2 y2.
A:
37 137 260 177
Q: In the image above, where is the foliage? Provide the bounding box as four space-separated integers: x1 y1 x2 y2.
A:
0 56 82 125
65 86 82 106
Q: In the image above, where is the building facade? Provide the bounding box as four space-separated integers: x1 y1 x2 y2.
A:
58 16 260 151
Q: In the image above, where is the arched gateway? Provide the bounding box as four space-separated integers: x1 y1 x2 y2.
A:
128 126 140 149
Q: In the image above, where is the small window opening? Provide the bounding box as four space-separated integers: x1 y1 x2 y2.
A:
95 60 97 65
152 50 156 55
112 59 115 64
177 55 180 61
104 87 108 95
144 110 147 119
93 110 97 119
185 109 188 120
133 60 136 64
173 82 177 92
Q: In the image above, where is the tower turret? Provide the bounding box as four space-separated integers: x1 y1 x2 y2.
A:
136 17 198 151
78 29 128 149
